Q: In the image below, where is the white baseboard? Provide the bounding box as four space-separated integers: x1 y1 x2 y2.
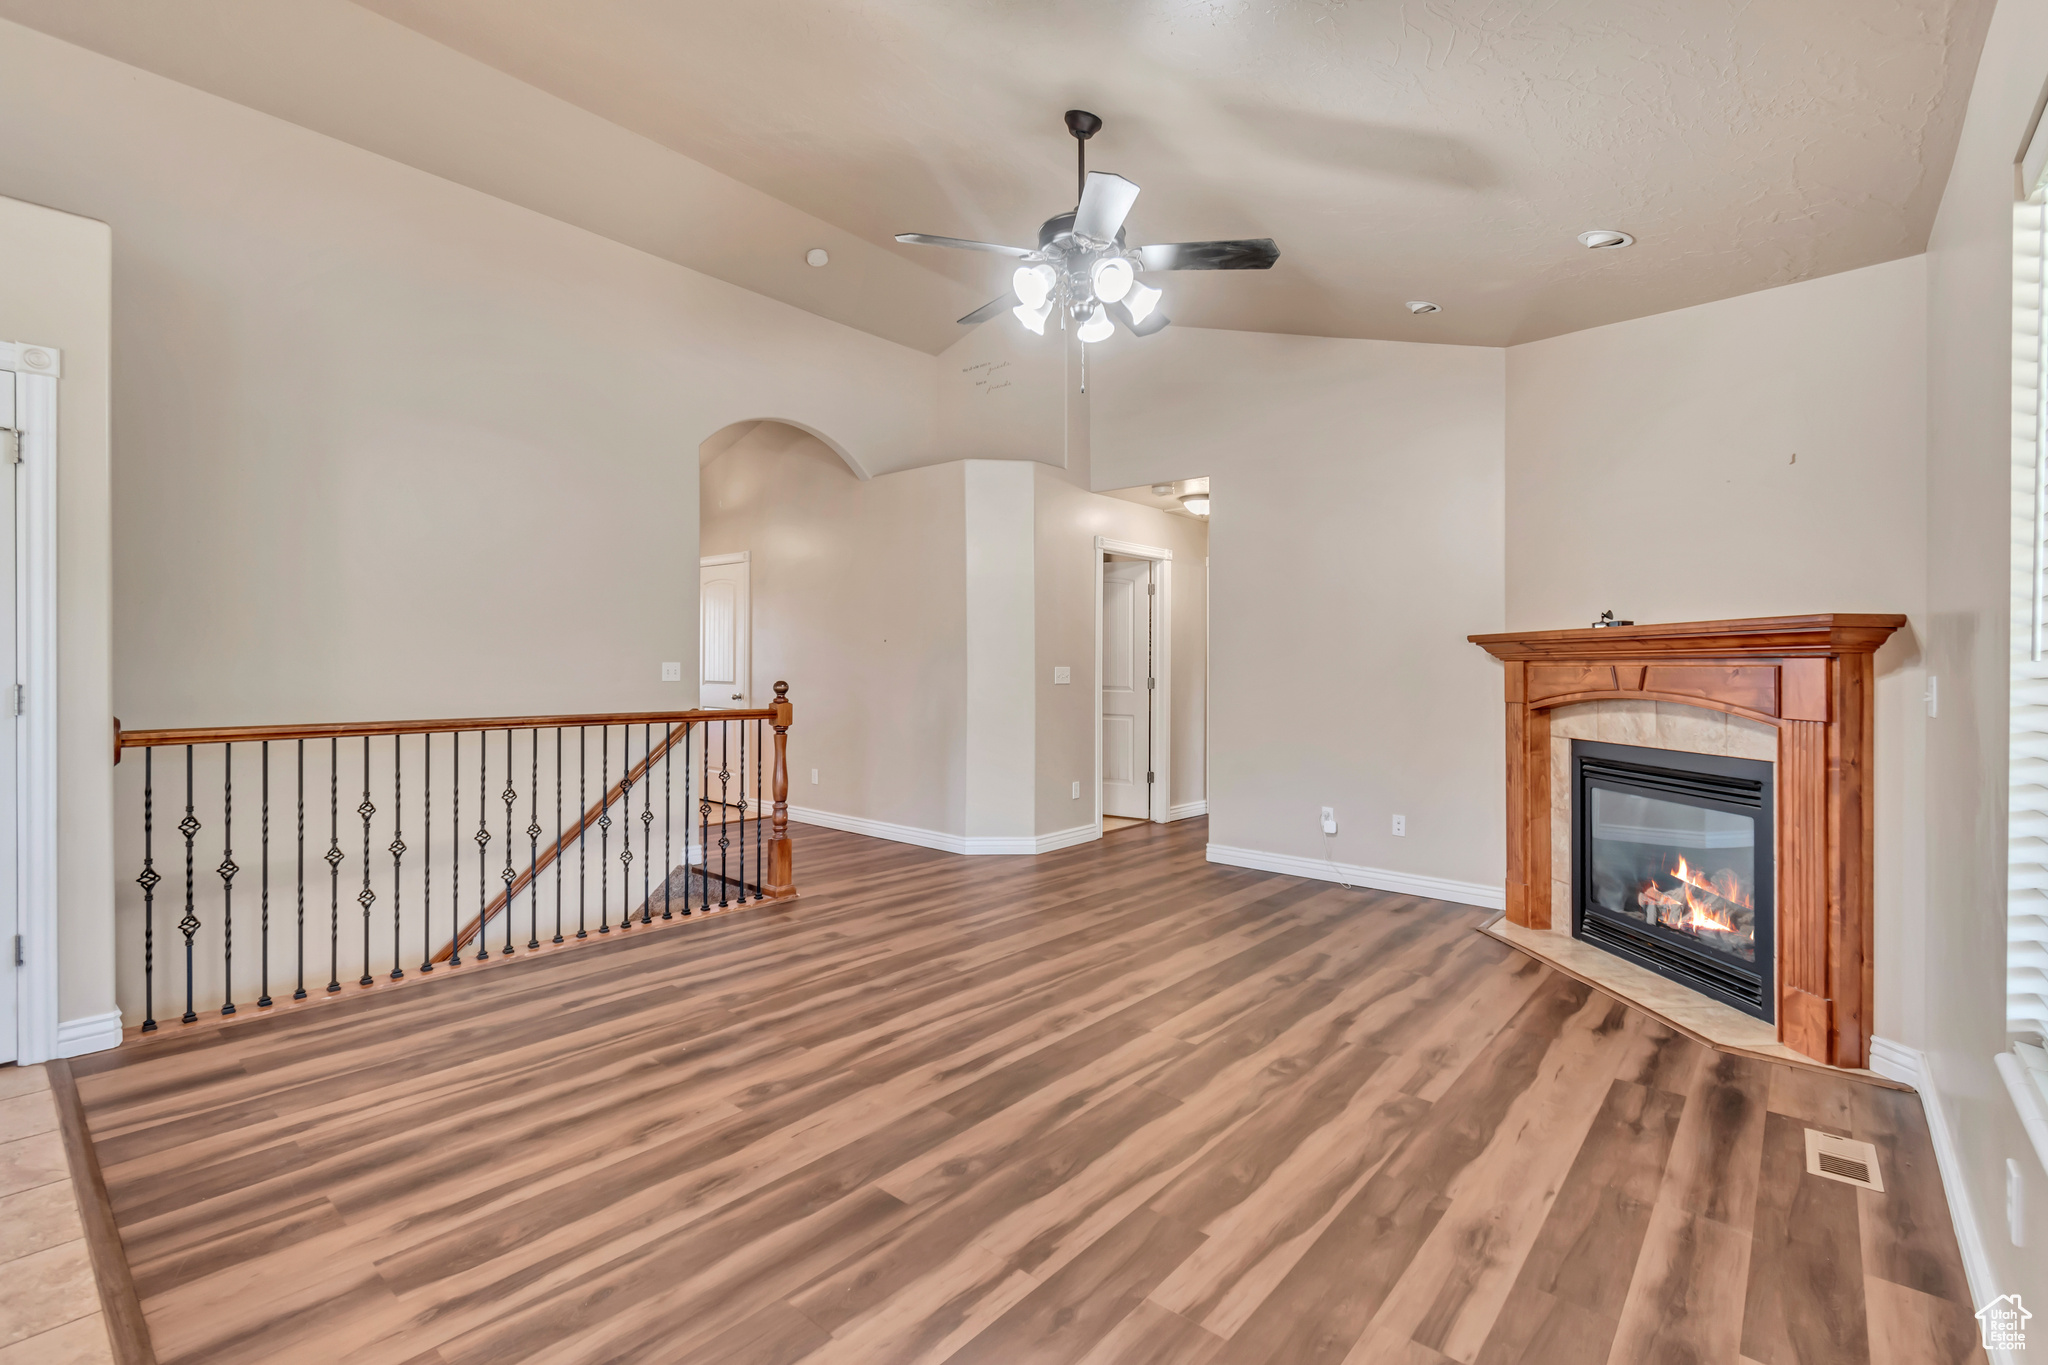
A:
54 1010 122 1059
1204 843 1506 912
1869 1035 2009 1358
1168 801 1208 821
783 806 1101 857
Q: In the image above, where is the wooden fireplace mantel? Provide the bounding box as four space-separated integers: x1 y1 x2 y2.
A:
1468 613 1906 1068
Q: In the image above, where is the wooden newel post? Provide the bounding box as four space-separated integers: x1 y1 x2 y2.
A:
766 681 795 898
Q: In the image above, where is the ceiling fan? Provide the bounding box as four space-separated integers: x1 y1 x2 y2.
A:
896 110 1280 344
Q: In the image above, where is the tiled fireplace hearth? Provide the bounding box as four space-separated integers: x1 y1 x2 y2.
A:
1470 615 1904 1069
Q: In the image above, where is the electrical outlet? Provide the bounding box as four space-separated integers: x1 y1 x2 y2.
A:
1072 781 1081 799
1319 806 1337 835
810 768 819 785
1392 814 1407 836
660 661 682 682
1053 666 1072 685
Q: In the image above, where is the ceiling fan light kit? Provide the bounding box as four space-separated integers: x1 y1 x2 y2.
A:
897 110 1280 345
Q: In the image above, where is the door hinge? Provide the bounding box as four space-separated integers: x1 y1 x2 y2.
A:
12 935 21 967
1 430 17 465
1146 772 1155 784
1148 583 1155 595
1147 676 1155 690
7 684 20 716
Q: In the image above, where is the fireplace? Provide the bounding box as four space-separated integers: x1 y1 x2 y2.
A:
1570 740 1774 1021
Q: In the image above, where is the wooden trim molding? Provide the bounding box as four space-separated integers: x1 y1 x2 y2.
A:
47 1059 156 1365
1470 614 1904 1068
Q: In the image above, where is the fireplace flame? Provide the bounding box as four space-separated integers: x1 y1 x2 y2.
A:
1636 854 1750 937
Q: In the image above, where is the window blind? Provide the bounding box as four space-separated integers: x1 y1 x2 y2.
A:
2009 183 2048 1044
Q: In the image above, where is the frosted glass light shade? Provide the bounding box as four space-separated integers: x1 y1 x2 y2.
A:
1077 304 1114 344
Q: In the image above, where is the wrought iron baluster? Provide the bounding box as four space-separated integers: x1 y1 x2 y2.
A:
138 748 159 1032
180 744 200 1023
527 729 541 951
599 725 611 934
577 727 588 939
755 718 765 901
737 720 747 905
475 730 491 959
719 721 731 908
553 727 564 945
450 732 462 967
502 728 516 957
389 734 405 980
219 742 237 1016
259 741 272 1007
422 734 434 973
699 723 710 912
359 735 376 987
294 740 306 1000
618 725 634 928
662 722 674 920
640 722 654 924
326 737 342 993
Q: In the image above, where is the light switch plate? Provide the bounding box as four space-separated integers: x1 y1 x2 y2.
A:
1053 666 1072 685
661 661 682 682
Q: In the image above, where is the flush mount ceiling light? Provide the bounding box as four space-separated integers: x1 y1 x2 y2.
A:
897 110 1281 345
1180 493 1210 517
1577 229 1635 249
805 248 830 267
1406 300 1441 314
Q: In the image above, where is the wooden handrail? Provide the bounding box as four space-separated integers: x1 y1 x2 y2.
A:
115 706 776 754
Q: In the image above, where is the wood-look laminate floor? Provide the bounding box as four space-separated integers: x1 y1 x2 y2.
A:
71 818 1984 1365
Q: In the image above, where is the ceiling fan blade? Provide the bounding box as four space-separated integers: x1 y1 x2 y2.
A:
1072 173 1141 244
1110 300 1171 337
895 233 1039 259
1136 239 1280 271
958 292 1019 325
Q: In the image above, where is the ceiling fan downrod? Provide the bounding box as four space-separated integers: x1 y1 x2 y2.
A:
1066 109 1101 204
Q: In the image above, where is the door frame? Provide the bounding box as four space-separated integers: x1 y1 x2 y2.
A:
699 551 751 709
1094 536 1171 831
4 343 59 1064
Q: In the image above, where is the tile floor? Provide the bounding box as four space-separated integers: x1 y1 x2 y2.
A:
0 1066 114 1364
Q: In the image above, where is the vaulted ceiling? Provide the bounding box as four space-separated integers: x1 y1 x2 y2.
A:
4 0 1994 350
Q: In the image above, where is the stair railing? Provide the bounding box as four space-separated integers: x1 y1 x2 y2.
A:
112 683 794 1035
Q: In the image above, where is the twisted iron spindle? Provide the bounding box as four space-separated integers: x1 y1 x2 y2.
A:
501 728 516 958
259 741 272 1007
599 726 611 934
662 723 674 921
294 741 307 1000
422 734 434 973
553 728 564 945
219 742 237 1016
474 730 491 960
179 745 200 1023
389 734 405 980
325 737 342 993
450 732 462 967
137 749 158 1032
577 727 588 939
639 724 654 924
737 720 746 903
699 725 711 911
755 718 765 901
358 735 376 987
527 729 541 951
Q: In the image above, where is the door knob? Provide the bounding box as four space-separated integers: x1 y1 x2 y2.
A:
732 694 743 700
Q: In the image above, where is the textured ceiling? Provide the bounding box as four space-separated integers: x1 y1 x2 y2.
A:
346 0 1992 346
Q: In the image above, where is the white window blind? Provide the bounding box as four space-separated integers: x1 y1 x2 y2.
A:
2009 183 2048 1044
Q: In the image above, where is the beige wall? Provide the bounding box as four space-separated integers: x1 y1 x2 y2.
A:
1032 469 1209 837
700 423 967 836
1924 0 2048 1288
1505 255 1931 1047
1092 327 1506 899
0 196 113 1035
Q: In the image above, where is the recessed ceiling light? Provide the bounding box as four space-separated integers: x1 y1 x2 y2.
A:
805 248 830 267
1577 229 1634 249
1406 301 1440 314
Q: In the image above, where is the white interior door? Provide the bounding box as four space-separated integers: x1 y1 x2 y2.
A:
0 372 17 1063
699 554 750 710
1101 558 1154 820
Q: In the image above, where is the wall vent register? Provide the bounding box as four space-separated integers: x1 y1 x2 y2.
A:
1571 739 1775 1022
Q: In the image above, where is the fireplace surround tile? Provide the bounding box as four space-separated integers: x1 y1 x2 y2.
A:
1653 701 1727 753
1597 698 1658 745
